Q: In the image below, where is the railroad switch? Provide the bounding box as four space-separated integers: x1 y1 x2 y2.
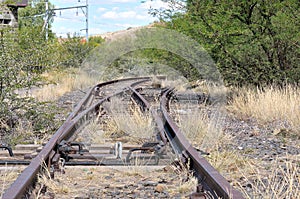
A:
0 143 14 157
125 142 166 165
57 140 87 162
51 141 87 177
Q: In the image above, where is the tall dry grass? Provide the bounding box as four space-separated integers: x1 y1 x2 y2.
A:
75 119 106 144
32 69 100 101
0 166 24 198
175 102 300 198
35 162 72 198
229 85 300 133
103 98 154 144
177 109 208 145
177 107 227 152
235 157 300 199
167 159 198 195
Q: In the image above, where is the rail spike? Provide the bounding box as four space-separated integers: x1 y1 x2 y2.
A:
2 77 244 199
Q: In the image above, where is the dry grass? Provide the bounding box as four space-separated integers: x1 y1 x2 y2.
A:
33 163 199 198
176 175 198 194
75 119 106 144
123 159 155 176
103 98 154 144
225 85 300 197
35 162 72 198
167 159 198 195
234 156 300 199
207 150 252 179
177 108 227 152
229 85 300 134
174 102 299 198
0 166 24 198
31 69 100 101
206 147 300 198
38 173 71 196
161 78 188 91
177 109 208 145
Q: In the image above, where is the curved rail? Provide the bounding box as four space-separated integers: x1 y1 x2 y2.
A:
129 86 168 144
129 86 244 198
3 77 243 199
2 77 152 199
160 88 244 199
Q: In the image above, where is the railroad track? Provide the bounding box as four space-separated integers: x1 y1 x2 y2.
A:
1 77 244 199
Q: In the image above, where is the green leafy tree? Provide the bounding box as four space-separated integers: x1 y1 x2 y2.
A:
0 1 103 145
18 0 54 35
0 1 58 144
0 28 57 140
10 0 56 71
149 0 300 85
53 34 104 68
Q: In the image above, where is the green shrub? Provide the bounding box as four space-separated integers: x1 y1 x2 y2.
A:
149 0 300 86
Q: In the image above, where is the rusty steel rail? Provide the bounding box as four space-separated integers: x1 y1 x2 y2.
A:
129 86 168 144
2 77 152 199
3 76 242 198
160 88 244 199
128 86 243 198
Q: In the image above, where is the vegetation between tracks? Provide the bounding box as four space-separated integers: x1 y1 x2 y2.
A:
1 1 299 198
0 0 103 143
175 86 299 198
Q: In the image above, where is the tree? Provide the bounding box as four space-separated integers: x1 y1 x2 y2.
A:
0 1 103 145
18 0 55 40
0 27 51 139
149 0 300 85
0 1 57 144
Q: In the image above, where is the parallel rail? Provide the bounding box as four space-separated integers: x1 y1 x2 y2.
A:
2 77 244 199
130 86 244 198
160 88 244 198
2 77 151 199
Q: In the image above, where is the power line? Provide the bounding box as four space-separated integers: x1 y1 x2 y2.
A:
44 0 88 42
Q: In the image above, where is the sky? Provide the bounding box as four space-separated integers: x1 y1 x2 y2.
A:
50 0 169 38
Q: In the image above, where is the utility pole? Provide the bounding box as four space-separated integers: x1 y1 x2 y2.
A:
45 0 48 40
78 0 89 42
44 0 89 42
85 0 88 42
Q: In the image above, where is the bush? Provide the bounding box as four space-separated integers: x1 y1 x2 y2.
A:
150 0 300 86
0 1 103 145
0 28 60 143
54 34 104 68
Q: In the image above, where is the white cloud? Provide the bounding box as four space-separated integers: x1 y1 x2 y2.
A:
110 0 138 3
139 0 169 10
97 7 107 12
101 11 118 19
101 10 149 20
119 11 136 18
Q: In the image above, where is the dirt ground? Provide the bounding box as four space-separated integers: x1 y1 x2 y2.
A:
36 165 196 199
